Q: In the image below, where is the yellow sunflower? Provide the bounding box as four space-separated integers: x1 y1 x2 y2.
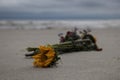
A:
32 46 57 68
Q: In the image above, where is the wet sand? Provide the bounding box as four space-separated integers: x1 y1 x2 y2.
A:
0 28 120 80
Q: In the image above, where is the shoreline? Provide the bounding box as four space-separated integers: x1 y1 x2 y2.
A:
0 20 120 30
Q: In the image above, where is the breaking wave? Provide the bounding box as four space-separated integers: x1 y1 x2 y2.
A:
0 20 120 29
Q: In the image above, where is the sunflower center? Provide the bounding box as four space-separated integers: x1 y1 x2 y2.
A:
41 54 48 62
40 50 49 62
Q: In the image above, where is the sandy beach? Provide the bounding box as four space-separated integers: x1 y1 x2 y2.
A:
0 27 120 80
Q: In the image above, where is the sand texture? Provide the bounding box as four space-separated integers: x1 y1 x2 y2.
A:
0 28 120 80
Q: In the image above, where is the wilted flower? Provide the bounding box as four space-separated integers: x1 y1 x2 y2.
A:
32 46 60 68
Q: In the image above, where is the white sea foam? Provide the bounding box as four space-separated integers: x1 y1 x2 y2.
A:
0 20 120 29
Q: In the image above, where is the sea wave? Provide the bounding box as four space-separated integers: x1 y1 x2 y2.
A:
0 20 120 29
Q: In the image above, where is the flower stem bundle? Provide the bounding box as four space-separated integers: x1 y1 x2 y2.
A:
26 39 96 68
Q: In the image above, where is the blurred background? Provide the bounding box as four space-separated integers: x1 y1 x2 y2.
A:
0 0 120 29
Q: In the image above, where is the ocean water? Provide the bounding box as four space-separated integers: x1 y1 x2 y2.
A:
0 20 120 29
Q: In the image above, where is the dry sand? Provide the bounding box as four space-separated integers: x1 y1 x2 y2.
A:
0 28 120 80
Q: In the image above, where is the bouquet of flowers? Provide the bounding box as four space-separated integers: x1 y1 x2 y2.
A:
26 39 96 68
25 28 102 68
